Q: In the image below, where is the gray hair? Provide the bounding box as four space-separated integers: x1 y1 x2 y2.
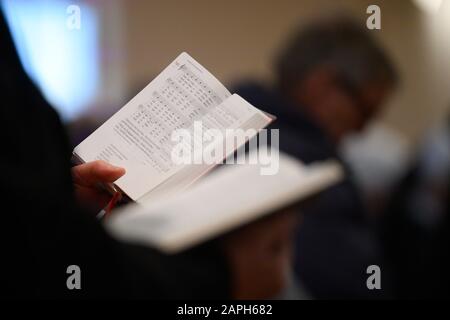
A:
275 16 398 93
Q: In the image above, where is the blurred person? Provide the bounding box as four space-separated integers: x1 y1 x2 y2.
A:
0 11 296 299
380 115 450 298
235 16 398 299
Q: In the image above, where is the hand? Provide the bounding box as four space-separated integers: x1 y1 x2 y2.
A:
71 160 126 212
223 210 298 299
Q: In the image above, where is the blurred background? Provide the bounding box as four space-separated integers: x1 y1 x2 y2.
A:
2 0 449 298
3 0 450 190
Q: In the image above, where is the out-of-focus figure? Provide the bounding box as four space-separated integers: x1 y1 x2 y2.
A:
235 15 398 299
380 114 450 298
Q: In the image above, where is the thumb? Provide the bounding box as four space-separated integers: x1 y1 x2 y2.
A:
72 160 126 187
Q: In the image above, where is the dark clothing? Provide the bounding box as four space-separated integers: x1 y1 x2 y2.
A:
0 13 229 299
236 83 385 299
381 161 450 298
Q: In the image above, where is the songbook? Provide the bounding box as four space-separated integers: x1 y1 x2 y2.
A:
104 152 344 253
73 52 275 203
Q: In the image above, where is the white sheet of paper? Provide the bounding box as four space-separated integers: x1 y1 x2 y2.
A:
105 152 344 253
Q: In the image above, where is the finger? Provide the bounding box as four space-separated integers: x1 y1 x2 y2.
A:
74 185 111 210
72 160 126 187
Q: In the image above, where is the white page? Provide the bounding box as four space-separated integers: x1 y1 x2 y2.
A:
136 94 272 204
105 152 344 253
74 52 232 200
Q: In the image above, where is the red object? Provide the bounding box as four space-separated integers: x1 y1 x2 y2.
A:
104 191 122 218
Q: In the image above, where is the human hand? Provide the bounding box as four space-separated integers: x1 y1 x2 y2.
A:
71 160 125 212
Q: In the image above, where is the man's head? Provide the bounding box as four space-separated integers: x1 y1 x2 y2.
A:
275 16 398 143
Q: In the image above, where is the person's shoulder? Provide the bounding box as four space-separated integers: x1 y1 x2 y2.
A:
233 81 281 113
277 124 335 163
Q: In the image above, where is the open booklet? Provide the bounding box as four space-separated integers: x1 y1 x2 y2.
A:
105 152 344 253
74 52 274 203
